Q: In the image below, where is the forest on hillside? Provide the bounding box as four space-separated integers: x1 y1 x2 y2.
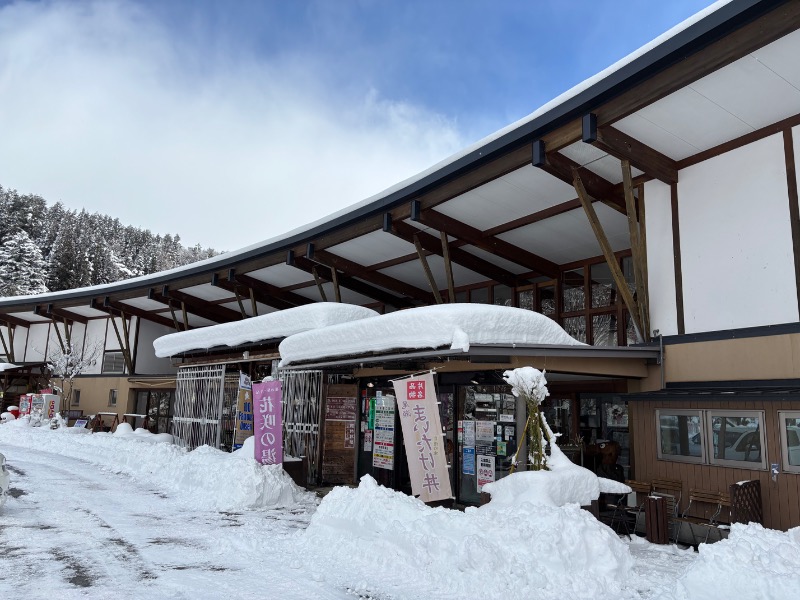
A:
0 185 218 297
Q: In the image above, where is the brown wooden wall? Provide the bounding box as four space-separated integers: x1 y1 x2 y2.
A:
630 398 800 531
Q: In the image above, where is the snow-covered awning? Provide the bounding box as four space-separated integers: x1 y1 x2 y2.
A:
153 303 380 358
0 363 20 372
278 304 587 367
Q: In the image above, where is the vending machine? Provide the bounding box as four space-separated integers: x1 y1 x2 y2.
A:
18 393 61 419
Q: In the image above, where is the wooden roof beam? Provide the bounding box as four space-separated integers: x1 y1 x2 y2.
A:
211 271 295 312
312 248 434 305
92 298 178 330
415 205 559 279
150 287 242 324
0 313 31 328
290 252 415 308
582 114 678 184
532 140 627 214
233 273 314 308
386 216 521 288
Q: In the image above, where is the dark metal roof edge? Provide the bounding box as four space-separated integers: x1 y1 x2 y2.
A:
280 343 658 370
0 0 784 310
662 321 800 345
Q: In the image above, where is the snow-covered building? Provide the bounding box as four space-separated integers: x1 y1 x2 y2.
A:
2 0 800 528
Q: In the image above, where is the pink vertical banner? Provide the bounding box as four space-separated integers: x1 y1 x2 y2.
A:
253 380 283 466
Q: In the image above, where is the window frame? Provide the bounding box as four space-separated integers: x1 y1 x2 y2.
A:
72 389 81 406
655 409 706 464
108 389 118 408
102 351 127 374
778 411 800 474
705 410 767 470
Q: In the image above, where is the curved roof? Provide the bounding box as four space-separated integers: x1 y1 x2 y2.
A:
0 0 796 331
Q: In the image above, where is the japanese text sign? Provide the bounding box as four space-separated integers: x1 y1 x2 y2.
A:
253 380 283 466
393 372 452 503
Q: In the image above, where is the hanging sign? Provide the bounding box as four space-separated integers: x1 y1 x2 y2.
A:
372 397 395 470
253 380 283 466
393 372 453 503
233 373 253 450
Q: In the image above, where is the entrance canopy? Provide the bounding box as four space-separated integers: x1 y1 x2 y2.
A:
278 304 658 368
153 303 379 358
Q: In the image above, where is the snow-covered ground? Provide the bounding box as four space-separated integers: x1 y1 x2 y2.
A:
1 421 799 600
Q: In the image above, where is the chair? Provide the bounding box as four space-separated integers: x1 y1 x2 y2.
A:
613 480 652 537
675 489 730 547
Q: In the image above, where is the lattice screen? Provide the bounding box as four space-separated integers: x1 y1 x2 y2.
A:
279 369 323 484
172 364 227 451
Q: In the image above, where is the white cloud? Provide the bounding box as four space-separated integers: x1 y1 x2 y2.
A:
0 0 466 250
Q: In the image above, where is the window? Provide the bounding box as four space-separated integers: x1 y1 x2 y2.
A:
656 409 768 469
470 287 489 304
72 390 81 406
705 411 766 469
562 268 585 312
493 285 512 307
656 410 704 463
108 389 118 407
102 351 127 374
779 411 800 474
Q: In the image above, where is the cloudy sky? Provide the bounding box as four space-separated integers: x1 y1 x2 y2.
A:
0 0 713 251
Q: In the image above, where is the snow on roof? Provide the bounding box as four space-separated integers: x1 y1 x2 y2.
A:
153 303 380 358
278 304 584 366
0 363 20 372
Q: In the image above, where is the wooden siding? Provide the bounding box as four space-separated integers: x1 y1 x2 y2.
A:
630 399 800 531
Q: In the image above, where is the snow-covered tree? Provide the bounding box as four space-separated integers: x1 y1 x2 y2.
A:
0 230 49 297
504 367 551 471
46 341 102 407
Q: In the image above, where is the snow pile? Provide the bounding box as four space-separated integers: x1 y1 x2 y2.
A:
0 424 314 511
483 443 602 507
112 422 174 443
298 474 631 600
279 304 584 366
154 302 380 357
664 523 800 600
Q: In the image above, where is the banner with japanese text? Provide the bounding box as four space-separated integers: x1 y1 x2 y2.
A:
253 380 283 466
233 372 253 451
393 372 452 503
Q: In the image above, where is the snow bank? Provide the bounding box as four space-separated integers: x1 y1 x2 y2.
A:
663 523 800 600
279 304 584 366
298 474 632 600
0 423 315 512
154 302 379 357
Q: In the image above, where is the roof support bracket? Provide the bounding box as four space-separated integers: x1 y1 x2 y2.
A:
412 234 443 304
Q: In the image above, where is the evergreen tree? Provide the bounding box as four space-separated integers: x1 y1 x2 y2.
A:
0 230 49 297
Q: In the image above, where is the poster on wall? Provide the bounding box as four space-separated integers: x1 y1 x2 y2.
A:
322 385 359 485
393 372 453 503
463 420 475 447
253 379 283 466
372 397 395 470
462 447 476 475
477 455 495 492
233 372 253 450
363 429 373 452
476 420 497 456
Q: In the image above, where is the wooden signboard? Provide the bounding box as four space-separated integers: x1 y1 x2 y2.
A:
322 384 358 485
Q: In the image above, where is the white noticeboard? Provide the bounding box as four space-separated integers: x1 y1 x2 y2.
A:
477 455 495 492
372 399 395 470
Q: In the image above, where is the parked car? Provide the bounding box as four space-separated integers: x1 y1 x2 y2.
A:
689 425 762 462
0 453 9 510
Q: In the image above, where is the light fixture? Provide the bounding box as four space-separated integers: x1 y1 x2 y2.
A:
367 381 374 388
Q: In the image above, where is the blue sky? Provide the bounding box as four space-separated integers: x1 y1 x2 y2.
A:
0 0 715 250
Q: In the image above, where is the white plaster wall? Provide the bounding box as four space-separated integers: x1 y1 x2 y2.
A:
794 125 800 200
678 134 797 333
135 320 178 375
45 322 69 360
644 180 679 336
82 319 108 375
12 325 28 361
71 322 87 353
0 325 11 360
25 323 51 363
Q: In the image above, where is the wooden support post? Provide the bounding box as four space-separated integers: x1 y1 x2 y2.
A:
621 160 650 342
233 286 248 318
312 267 328 302
249 287 259 317
440 231 456 302
62 317 72 350
51 319 67 354
181 302 189 332
0 325 14 363
167 301 182 331
109 314 133 374
330 266 342 303
413 234 443 304
637 182 650 338
120 312 134 373
573 168 644 341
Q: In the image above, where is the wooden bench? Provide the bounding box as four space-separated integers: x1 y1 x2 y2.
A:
675 489 731 547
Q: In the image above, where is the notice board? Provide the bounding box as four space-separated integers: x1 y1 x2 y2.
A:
322 384 358 485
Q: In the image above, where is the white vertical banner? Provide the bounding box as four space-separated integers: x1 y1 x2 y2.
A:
394 372 452 503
